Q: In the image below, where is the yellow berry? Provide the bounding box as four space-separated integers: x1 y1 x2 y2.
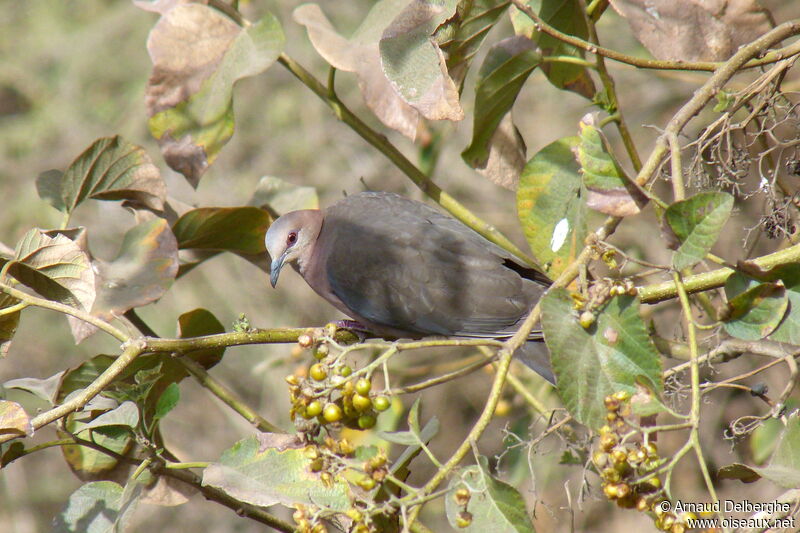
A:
455 511 473 528
345 509 363 522
454 487 471 506
494 399 512 417
603 483 619 499
611 447 628 465
309 363 328 381
599 433 618 452
358 476 376 490
305 401 323 418
604 395 620 411
323 403 343 423
352 394 372 412
579 311 595 328
613 390 631 402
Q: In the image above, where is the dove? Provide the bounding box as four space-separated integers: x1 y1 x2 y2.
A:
265 191 554 383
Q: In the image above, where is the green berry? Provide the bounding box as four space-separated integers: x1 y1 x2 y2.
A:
373 395 391 412
357 413 377 429
338 365 352 377
357 476 376 490
355 378 372 396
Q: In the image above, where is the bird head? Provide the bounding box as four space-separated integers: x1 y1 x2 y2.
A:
264 209 323 288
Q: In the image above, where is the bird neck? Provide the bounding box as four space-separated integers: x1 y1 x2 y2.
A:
294 211 324 277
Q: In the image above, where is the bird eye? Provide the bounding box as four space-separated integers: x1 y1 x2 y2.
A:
286 231 298 246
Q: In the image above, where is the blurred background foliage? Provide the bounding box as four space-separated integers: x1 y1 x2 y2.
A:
1 1 800 532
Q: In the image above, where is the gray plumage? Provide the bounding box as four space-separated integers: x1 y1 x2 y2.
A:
265 191 554 383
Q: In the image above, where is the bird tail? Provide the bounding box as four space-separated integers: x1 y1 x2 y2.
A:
514 341 555 385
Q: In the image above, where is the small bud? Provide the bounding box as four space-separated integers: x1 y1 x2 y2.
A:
298 334 313 348
613 390 631 402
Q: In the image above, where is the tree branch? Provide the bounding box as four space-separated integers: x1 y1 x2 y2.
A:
511 1 800 72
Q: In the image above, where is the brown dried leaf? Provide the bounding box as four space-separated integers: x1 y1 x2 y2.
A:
585 187 644 217
93 219 179 320
9 229 96 312
474 113 527 190
0 400 32 437
145 3 284 186
609 0 774 61
294 1 463 140
140 475 196 506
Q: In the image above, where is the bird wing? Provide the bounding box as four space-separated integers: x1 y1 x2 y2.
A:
321 192 549 338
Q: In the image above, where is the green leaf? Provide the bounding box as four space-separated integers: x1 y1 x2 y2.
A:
145 5 285 186
53 481 141 533
517 136 586 277
202 434 352 509
751 402 797 465
753 412 800 488
577 115 646 217
57 136 165 215
723 273 788 340
765 265 800 344
541 289 662 429
35 169 67 212
436 0 512 86
462 36 540 169
172 206 272 254
177 308 226 369
510 0 595 99
77 401 140 432
446 456 535 532
154 382 180 422
7 229 95 311
717 463 761 483
2 370 65 405
379 398 440 446
61 424 135 476
665 191 734 270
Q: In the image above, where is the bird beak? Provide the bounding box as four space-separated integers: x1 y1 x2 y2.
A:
270 251 288 288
